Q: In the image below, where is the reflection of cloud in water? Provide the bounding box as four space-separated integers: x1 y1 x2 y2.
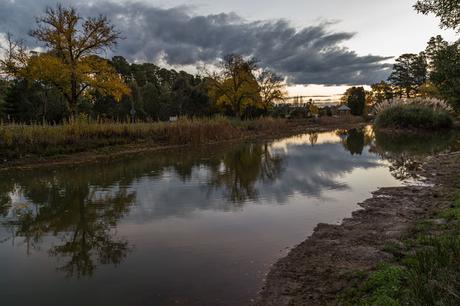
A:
270 131 341 151
127 141 383 223
256 144 381 203
1 129 384 226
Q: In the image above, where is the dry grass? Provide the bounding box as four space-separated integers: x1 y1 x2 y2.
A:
373 98 454 115
0 116 290 160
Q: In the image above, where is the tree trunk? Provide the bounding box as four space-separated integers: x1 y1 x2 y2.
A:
70 70 78 118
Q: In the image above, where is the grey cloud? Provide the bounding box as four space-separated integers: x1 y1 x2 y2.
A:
0 0 392 85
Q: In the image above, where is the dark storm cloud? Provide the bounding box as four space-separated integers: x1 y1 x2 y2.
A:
0 0 392 85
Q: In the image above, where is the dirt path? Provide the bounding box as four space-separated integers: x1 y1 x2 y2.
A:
256 152 460 306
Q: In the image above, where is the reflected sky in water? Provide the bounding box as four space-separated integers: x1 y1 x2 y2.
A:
1 128 456 306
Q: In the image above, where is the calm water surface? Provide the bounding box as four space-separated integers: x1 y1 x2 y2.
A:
1 127 459 306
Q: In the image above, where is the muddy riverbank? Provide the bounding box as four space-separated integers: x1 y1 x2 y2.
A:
257 151 460 306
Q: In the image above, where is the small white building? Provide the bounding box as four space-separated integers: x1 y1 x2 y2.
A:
337 105 352 116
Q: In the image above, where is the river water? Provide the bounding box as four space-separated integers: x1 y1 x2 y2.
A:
0 127 458 305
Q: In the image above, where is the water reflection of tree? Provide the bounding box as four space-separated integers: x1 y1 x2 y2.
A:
386 154 423 180
339 128 373 156
371 130 457 180
2 169 135 278
0 180 13 217
336 127 451 181
0 142 285 276
209 143 283 203
309 133 319 146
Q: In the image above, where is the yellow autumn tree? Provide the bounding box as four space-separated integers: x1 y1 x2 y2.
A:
257 69 287 114
308 103 319 116
0 4 129 115
207 54 262 118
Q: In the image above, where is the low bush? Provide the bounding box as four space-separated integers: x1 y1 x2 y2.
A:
374 104 453 130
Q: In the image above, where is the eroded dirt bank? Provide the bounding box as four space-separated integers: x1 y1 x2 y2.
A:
257 152 460 306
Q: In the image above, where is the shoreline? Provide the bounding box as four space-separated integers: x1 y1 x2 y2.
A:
0 119 365 172
256 152 460 305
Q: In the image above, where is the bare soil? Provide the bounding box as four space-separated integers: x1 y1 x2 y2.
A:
256 152 460 306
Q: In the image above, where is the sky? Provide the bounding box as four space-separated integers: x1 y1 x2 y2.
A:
0 0 457 96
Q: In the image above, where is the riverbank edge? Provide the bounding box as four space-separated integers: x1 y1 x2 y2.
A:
256 151 460 305
0 119 365 172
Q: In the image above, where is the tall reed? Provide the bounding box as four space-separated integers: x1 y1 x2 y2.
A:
0 117 289 161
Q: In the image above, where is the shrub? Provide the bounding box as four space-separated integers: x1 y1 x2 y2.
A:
374 104 453 130
373 97 454 115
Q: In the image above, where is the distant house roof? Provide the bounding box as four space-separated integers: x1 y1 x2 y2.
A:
338 105 351 111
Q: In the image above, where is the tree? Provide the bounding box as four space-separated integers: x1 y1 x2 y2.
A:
371 81 395 103
309 103 319 116
425 35 449 70
418 82 442 98
257 69 287 114
343 87 366 116
429 41 460 109
0 79 9 120
1 4 130 116
207 54 261 118
111 56 132 79
415 0 460 31
388 53 428 98
4 79 67 123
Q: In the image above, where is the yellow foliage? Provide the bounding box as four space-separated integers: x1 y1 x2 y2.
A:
309 104 319 115
1 4 130 114
418 82 442 98
20 53 130 105
209 68 261 116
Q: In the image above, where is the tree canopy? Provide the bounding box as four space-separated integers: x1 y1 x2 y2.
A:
388 53 428 98
429 40 460 109
344 87 367 116
1 4 130 115
371 81 395 103
257 70 287 114
415 0 460 31
207 54 262 118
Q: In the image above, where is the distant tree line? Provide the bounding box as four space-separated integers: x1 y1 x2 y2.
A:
0 4 286 124
0 55 285 123
0 56 213 123
340 34 460 116
353 0 460 112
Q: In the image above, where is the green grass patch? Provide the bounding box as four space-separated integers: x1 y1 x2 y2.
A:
403 235 460 305
339 192 460 305
374 104 453 130
338 264 403 306
439 194 460 221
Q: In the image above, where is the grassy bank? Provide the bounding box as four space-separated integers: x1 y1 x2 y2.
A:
0 117 285 161
339 191 460 306
374 104 453 130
